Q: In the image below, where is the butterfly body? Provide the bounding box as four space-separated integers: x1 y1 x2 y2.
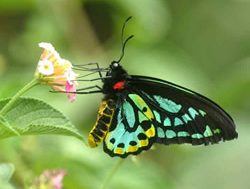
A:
88 61 238 158
88 99 116 148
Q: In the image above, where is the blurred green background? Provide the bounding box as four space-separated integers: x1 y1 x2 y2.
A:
0 0 249 188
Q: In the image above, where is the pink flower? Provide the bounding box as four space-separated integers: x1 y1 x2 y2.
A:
43 170 66 189
31 169 66 189
35 42 77 102
65 81 76 102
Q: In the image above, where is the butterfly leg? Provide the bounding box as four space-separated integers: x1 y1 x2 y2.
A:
74 62 108 81
74 90 102 94
77 85 102 91
50 85 103 94
74 85 103 94
75 63 111 82
74 62 104 70
77 76 111 82
90 62 103 80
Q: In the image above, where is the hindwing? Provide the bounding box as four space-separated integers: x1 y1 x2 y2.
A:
103 94 156 158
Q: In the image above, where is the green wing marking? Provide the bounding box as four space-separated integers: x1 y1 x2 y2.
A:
143 94 226 145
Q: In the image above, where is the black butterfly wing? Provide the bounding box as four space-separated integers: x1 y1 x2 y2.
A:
127 75 238 145
103 75 237 158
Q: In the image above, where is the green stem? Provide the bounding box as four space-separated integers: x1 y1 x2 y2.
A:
0 79 39 116
101 158 124 189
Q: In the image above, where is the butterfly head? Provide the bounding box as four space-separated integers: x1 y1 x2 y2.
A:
101 60 128 94
102 17 133 94
106 61 128 79
110 61 120 70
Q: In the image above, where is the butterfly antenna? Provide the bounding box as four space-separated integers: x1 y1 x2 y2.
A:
116 16 134 63
121 16 132 44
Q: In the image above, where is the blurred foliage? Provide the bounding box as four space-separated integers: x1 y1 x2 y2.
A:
0 163 15 189
0 0 249 189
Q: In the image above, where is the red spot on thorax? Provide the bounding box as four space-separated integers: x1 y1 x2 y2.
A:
113 81 126 90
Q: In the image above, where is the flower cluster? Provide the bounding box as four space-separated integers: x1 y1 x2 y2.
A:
30 169 66 189
35 42 78 102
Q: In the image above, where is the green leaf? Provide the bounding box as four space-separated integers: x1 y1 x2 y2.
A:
0 163 15 189
0 97 83 140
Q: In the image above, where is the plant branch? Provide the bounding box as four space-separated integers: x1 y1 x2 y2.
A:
101 158 125 189
0 79 39 116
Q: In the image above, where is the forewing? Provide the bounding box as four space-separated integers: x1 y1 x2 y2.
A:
128 75 238 145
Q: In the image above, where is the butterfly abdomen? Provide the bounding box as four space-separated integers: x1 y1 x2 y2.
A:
88 99 116 148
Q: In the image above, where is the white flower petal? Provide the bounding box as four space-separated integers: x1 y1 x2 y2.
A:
61 59 72 68
38 42 55 52
37 60 54 75
39 42 61 61
65 69 78 85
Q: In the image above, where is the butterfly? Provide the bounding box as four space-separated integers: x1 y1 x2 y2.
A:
76 17 238 158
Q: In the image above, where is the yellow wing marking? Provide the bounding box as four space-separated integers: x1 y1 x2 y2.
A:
128 94 154 120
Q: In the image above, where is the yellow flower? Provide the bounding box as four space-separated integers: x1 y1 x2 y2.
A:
35 42 78 102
